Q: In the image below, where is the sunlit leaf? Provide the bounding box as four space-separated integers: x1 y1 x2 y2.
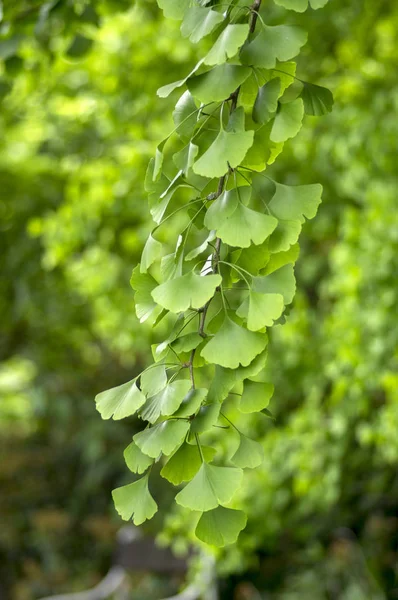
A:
152 272 221 312
173 91 198 141
140 380 191 424
269 182 323 222
157 0 190 20
253 264 296 304
240 25 307 69
195 506 247 546
140 364 168 397
239 380 274 413
187 64 251 103
181 6 224 43
124 442 154 474
174 387 208 417
201 316 268 368
160 442 216 484
231 433 264 468
112 474 157 525
175 463 243 511
273 0 329 12
134 420 190 458
95 378 145 420
270 98 304 142
204 24 249 65
141 233 162 273
236 290 285 330
130 266 161 323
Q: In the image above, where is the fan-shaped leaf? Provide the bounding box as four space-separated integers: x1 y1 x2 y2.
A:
187 64 251 104
112 474 157 525
204 24 249 65
239 380 274 413
269 182 322 222
134 420 190 458
253 78 281 124
95 378 145 420
141 233 162 273
124 442 154 474
195 507 247 547
173 91 198 141
253 264 296 304
174 388 208 418
236 291 284 330
240 25 307 69
231 434 264 468
175 463 243 511
181 6 224 43
140 380 191 424
140 364 167 397
160 442 216 485
300 81 334 115
152 272 221 313
130 266 161 324
201 316 268 368
193 127 254 178
273 0 329 12
270 98 304 143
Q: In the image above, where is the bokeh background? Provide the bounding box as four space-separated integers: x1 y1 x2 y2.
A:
1 0 397 598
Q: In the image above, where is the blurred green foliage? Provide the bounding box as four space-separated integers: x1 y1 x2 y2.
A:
1 0 397 598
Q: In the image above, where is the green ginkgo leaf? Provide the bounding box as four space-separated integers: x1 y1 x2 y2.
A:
130 266 161 323
112 474 157 525
173 91 198 141
151 272 221 313
204 23 249 65
175 463 243 511
185 230 216 261
300 82 334 116
231 433 264 468
171 333 204 354
187 64 251 104
269 182 323 222
157 0 190 19
268 219 302 252
205 185 246 228
141 233 162 273
173 142 199 173
239 380 274 413
140 380 191 424
236 290 285 330
253 264 296 304
253 78 281 124
193 127 254 178
201 316 268 368
214 202 277 248
181 6 224 43
190 401 221 434
265 243 300 273
157 59 203 98
174 388 208 417
124 442 154 474
195 507 247 547
240 25 307 69
270 98 304 143
140 364 167 397
160 442 216 485
273 0 329 12
95 378 145 420
134 420 190 458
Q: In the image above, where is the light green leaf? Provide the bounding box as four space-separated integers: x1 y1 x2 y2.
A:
140 364 167 397
181 6 224 43
152 272 221 313
187 64 251 104
265 243 300 273
173 142 199 173
171 333 204 354
190 401 221 434
173 91 198 141
185 230 216 261
231 434 264 468
269 182 323 222
124 442 154 474
273 0 329 12
270 98 304 142
112 474 157 525
253 264 296 304
157 0 190 20
239 380 274 413
140 380 191 424
268 219 302 252
234 240 270 275
174 388 208 418
300 82 334 116
204 24 249 65
134 420 190 458
240 25 307 69
157 59 203 98
141 233 162 273
253 78 281 124
160 442 216 485
175 463 243 511
201 316 268 368
236 291 284 330
205 186 247 228
130 266 161 323
207 349 268 403
195 507 247 547
95 378 145 420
